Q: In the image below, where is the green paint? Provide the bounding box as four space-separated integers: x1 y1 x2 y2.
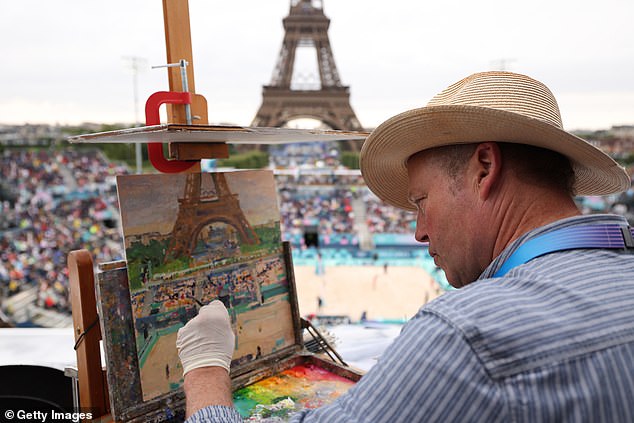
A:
232 364 355 420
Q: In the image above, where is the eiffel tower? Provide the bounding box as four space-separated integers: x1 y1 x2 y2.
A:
252 0 363 137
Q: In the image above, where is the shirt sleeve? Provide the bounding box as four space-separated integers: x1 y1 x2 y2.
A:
185 311 506 423
289 310 506 422
185 405 243 423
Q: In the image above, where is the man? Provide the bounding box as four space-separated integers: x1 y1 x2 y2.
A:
176 71 634 422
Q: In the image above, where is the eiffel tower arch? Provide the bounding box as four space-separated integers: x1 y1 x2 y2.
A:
165 173 260 261
252 0 363 138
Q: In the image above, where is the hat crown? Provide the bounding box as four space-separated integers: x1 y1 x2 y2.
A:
360 70 630 211
427 71 564 129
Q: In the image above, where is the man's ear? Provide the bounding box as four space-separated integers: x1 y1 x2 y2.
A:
471 142 502 200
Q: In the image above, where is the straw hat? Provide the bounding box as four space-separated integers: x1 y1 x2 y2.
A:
360 71 630 211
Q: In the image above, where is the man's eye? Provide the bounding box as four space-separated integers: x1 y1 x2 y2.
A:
413 197 426 214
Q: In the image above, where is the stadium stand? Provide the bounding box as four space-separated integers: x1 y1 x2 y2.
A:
0 149 127 326
5 144 628 326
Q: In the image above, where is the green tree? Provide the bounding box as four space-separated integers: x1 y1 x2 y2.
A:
341 151 360 169
218 151 269 169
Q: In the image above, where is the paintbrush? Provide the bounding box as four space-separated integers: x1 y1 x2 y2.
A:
189 296 204 307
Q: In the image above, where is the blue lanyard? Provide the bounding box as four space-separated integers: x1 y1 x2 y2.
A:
493 223 634 278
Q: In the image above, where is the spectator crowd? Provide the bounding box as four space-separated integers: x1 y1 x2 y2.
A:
1 145 632 326
0 149 127 316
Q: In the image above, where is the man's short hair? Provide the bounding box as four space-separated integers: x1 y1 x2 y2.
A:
416 143 575 196
498 143 575 195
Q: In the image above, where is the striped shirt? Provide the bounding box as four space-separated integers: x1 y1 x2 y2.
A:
187 214 634 422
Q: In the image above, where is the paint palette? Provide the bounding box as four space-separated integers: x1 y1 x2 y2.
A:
234 364 355 421
228 352 362 422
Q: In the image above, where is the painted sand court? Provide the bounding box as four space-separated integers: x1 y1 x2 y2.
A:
234 299 295 360
140 331 183 400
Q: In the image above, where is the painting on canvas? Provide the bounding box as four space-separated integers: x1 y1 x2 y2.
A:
116 171 295 401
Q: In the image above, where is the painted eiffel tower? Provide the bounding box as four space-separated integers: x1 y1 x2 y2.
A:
252 0 363 136
165 173 260 261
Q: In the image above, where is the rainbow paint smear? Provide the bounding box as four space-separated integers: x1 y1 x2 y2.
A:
233 364 356 421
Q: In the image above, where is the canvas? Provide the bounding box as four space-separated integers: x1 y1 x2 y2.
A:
116 171 295 401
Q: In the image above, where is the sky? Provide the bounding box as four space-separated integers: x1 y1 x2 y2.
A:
1 0 633 132
117 170 279 235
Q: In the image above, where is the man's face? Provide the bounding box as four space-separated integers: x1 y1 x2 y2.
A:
406 150 479 288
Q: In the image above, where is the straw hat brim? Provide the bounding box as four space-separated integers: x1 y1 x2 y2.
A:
360 105 631 211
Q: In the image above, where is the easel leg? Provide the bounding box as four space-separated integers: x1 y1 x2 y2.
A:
68 249 109 417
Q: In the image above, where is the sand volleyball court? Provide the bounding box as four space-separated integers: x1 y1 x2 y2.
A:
293 265 442 322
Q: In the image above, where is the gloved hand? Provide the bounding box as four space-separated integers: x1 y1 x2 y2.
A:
176 300 235 375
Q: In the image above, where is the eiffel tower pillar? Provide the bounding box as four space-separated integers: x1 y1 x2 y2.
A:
252 0 363 149
165 174 203 260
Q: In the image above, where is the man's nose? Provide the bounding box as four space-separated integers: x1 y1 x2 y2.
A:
414 213 429 243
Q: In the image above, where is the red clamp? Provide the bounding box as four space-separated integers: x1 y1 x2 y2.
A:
144 91 197 173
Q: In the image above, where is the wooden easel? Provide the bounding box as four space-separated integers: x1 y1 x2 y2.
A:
67 1 220 419
67 2 368 420
68 250 109 418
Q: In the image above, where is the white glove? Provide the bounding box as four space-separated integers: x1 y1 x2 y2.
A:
176 300 235 375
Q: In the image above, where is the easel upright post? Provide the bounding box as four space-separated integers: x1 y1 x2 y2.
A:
68 249 109 417
161 0 208 126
